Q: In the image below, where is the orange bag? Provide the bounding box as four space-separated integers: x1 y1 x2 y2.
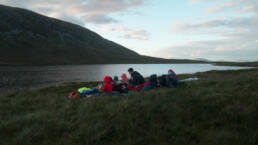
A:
69 92 81 99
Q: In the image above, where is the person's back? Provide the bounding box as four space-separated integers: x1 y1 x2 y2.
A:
166 69 178 88
128 68 145 91
102 76 113 93
130 70 145 86
149 74 158 88
158 75 168 87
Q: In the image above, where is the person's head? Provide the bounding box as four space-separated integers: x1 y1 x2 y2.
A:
121 73 129 83
128 68 134 74
104 76 112 83
168 69 176 76
114 76 119 81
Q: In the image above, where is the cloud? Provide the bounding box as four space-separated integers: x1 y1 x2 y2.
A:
166 0 258 61
215 46 240 51
0 0 145 25
155 38 258 61
171 17 252 32
102 25 150 40
205 2 236 14
123 30 150 40
83 14 118 24
189 0 207 4
204 0 258 14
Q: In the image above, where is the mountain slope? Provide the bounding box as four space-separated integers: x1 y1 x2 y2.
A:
0 5 202 65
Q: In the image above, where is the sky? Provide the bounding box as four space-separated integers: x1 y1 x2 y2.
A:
1 0 258 61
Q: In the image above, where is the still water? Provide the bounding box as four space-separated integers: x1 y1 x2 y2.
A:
0 64 251 96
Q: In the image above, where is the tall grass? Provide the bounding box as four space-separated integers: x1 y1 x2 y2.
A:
0 69 258 145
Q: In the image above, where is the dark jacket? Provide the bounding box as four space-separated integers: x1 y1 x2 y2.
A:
129 71 145 86
166 75 178 88
113 83 128 93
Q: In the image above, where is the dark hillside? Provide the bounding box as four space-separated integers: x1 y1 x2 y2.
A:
0 4 203 65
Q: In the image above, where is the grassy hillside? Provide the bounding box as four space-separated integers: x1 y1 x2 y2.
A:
0 4 139 65
0 68 257 145
0 4 204 65
215 61 258 67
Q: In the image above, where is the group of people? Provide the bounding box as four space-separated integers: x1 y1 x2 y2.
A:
102 68 146 93
69 68 181 98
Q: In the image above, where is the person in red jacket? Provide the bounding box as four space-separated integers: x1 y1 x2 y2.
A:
168 69 178 79
102 76 113 93
121 73 129 84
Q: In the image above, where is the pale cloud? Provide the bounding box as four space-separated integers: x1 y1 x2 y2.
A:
215 46 240 51
123 30 150 40
155 39 258 61
168 0 258 61
189 0 206 4
0 0 145 25
204 0 258 14
102 25 150 40
171 17 251 32
83 14 118 24
205 2 236 14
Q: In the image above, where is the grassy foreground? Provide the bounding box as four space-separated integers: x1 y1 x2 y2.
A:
0 69 258 145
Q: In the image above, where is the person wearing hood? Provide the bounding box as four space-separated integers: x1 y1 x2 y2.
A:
168 69 178 79
166 69 179 88
121 73 129 84
102 76 113 93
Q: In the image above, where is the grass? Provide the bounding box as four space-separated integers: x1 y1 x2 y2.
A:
215 61 258 67
0 68 258 145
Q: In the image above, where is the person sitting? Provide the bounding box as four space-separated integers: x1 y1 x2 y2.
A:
168 69 178 79
166 69 179 88
128 68 145 91
102 76 113 93
113 76 121 85
121 73 129 84
112 75 128 93
143 74 159 90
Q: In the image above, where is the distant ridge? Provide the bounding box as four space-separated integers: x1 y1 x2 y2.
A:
0 4 203 65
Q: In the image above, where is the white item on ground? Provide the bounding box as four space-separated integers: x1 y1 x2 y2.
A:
181 78 199 82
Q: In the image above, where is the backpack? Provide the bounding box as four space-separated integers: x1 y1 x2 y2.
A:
69 92 81 99
166 75 178 88
158 75 167 87
150 74 158 88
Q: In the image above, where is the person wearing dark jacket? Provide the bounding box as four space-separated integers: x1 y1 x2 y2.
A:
166 69 179 88
128 68 145 91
